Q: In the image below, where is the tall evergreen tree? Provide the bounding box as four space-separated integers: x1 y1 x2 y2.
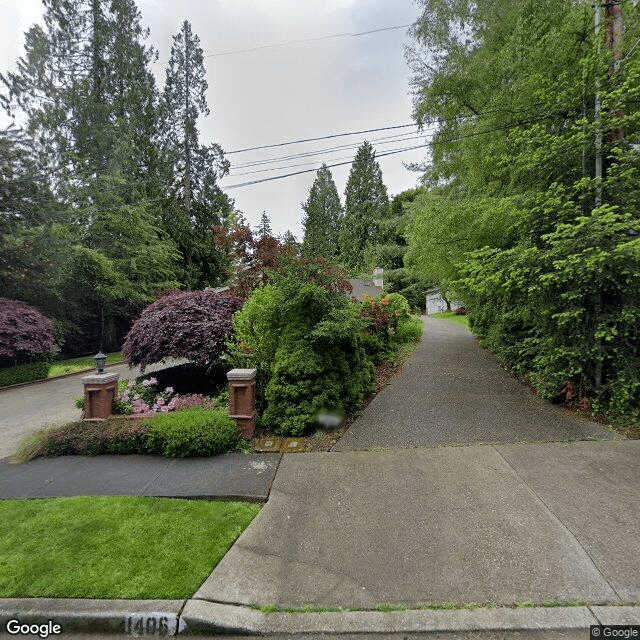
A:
302 163 342 258
160 19 232 289
1 0 160 189
254 211 273 239
0 0 181 353
339 141 389 271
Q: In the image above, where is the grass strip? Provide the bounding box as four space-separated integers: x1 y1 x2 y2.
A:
430 311 470 329
251 601 608 614
48 352 122 378
0 497 260 599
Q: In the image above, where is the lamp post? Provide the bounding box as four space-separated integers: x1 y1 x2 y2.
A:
82 351 119 419
94 352 107 374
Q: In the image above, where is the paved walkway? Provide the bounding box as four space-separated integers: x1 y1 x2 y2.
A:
196 440 640 608
0 453 280 502
333 316 612 450
0 360 185 460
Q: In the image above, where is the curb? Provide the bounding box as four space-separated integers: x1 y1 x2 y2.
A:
2 599 639 637
0 361 126 392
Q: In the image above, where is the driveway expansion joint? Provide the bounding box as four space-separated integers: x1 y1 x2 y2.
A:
491 444 623 603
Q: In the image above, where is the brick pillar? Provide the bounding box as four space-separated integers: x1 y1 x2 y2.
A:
227 368 257 440
81 372 120 420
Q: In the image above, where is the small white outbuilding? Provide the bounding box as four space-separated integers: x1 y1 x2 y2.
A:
425 287 463 315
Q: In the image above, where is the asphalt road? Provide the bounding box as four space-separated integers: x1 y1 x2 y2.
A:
333 316 613 450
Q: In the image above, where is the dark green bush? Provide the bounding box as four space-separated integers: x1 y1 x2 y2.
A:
0 361 51 387
145 408 239 457
263 342 343 436
234 275 376 437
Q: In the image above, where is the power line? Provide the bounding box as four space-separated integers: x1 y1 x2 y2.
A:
226 123 417 154
229 130 425 169
228 134 432 176
153 24 412 64
222 113 562 190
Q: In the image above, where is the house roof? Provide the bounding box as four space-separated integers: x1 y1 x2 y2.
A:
348 278 384 302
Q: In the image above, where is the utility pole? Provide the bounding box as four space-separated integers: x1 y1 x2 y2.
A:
594 0 624 206
605 0 624 144
594 1 602 205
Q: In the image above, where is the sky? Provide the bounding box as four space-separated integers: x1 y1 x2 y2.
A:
1 0 431 239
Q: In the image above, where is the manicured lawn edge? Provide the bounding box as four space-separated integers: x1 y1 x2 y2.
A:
47 352 123 378
249 600 599 614
0 497 261 599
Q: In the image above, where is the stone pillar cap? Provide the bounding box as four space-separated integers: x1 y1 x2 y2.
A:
227 368 257 381
81 372 120 385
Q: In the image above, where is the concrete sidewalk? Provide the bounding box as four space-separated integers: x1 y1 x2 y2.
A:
195 441 640 610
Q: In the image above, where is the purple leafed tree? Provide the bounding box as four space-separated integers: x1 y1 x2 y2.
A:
0 298 56 361
122 291 244 371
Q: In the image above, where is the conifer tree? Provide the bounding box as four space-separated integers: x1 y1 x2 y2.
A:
255 211 273 239
302 163 342 258
160 19 232 289
0 0 180 353
339 141 389 271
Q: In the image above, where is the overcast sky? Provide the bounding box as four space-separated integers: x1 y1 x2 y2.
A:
1 0 430 238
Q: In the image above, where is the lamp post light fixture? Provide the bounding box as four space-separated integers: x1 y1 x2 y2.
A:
94 352 107 374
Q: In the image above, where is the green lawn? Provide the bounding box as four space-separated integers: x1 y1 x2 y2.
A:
0 497 260 599
48 351 123 378
431 311 470 329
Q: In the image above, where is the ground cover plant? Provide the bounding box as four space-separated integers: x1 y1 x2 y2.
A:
0 497 260 599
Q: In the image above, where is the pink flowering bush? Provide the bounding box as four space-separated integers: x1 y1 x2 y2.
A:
114 377 179 415
122 291 244 371
173 394 219 411
0 297 56 363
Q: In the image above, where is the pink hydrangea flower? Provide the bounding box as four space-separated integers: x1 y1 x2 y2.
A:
165 387 174 395
156 397 165 407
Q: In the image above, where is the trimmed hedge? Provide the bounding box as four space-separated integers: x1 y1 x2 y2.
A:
145 408 239 457
0 361 51 387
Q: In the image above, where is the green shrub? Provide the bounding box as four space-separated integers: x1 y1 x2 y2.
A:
0 361 51 387
263 342 343 436
395 316 424 344
232 273 376 437
145 408 239 457
29 420 152 458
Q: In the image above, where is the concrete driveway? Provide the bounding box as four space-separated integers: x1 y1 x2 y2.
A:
194 440 640 608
